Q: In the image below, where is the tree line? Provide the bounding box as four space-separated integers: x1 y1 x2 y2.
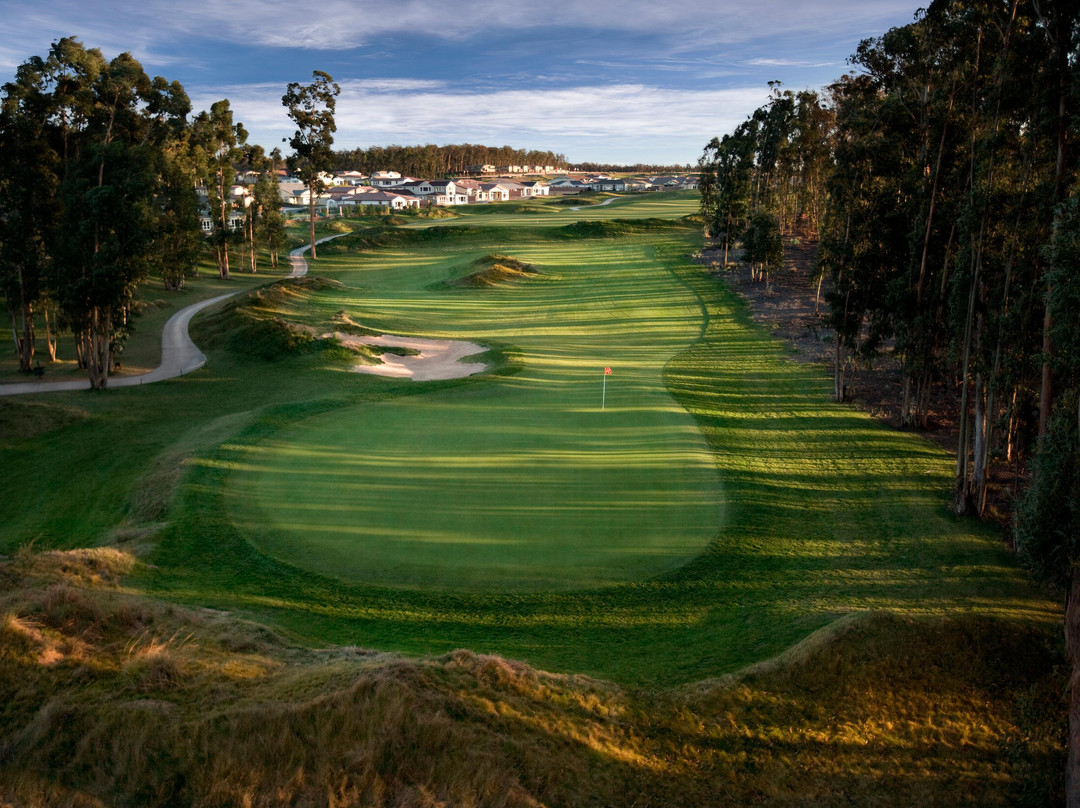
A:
0 38 294 389
571 160 695 174
332 143 566 176
700 0 1080 798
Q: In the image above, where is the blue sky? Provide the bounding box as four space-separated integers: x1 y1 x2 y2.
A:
0 0 919 166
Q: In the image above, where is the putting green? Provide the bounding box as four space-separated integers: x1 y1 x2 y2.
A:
226 235 725 592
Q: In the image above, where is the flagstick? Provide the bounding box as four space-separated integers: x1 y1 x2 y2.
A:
602 371 607 410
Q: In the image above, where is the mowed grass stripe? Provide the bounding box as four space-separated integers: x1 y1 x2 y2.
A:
225 238 724 591
151 224 1055 686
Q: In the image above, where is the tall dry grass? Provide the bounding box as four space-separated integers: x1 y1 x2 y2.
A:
0 548 1066 807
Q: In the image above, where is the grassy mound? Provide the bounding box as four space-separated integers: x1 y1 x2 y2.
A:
330 310 383 337
466 204 555 216
0 399 88 449
549 196 594 206
414 207 459 219
196 277 345 361
0 548 1064 807
319 224 488 254
445 254 540 288
559 218 680 238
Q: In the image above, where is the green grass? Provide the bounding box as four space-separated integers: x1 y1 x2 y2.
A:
0 194 1057 691
225 238 722 592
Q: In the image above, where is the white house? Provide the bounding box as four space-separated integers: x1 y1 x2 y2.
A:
589 178 627 192
517 181 550 197
369 170 407 187
357 191 421 211
481 182 512 202
334 170 367 185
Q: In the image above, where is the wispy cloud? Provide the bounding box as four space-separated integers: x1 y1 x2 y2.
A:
745 58 838 68
1 0 918 54
0 0 916 162
190 79 770 164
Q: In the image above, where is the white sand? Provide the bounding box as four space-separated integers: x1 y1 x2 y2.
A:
326 332 488 381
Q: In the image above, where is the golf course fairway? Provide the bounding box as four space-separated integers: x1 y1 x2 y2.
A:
1 196 1054 688
225 237 724 591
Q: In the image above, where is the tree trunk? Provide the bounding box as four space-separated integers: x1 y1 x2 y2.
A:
8 305 21 358
1041 291 1053 437
915 92 955 310
973 370 988 514
917 371 932 429
17 301 35 373
309 194 318 260
84 306 112 391
249 212 257 273
955 216 987 514
902 373 913 426
12 263 36 372
43 304 57 362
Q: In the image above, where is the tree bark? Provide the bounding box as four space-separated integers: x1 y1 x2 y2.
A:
973 370 988 513
84 306 112 391
43 304 57 362
1041 293 1053 437
954 235 982 514
13 265 35 372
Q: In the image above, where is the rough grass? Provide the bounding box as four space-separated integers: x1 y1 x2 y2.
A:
558 218 678 238
0 399 88 448
414 207 459 219
549 196 595 206
318 223 489 254
443 253 540 288
197 277 347 361
0 549 1066 806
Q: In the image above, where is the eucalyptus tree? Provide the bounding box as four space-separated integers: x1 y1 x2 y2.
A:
742 210 783 286
1017 186 1080 807
751 83 798 228
789 90 835 236
44 42 192 388
816 70 910 403
147 77 200 291
193 99 247 279
282 70 340 260
0 52 60 372
253 146 286 269
698 120 757 265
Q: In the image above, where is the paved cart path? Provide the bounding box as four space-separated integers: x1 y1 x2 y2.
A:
0 238 334 397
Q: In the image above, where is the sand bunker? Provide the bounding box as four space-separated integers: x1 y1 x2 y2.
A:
327 332 488 381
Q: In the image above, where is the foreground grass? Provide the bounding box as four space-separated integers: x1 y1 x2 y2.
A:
0 548 1065 806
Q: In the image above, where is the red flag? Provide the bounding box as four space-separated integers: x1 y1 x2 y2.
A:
604 367 612 375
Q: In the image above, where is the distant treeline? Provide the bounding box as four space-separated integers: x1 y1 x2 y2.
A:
572 161 694 174
331 144 567 176
331 145 691 176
